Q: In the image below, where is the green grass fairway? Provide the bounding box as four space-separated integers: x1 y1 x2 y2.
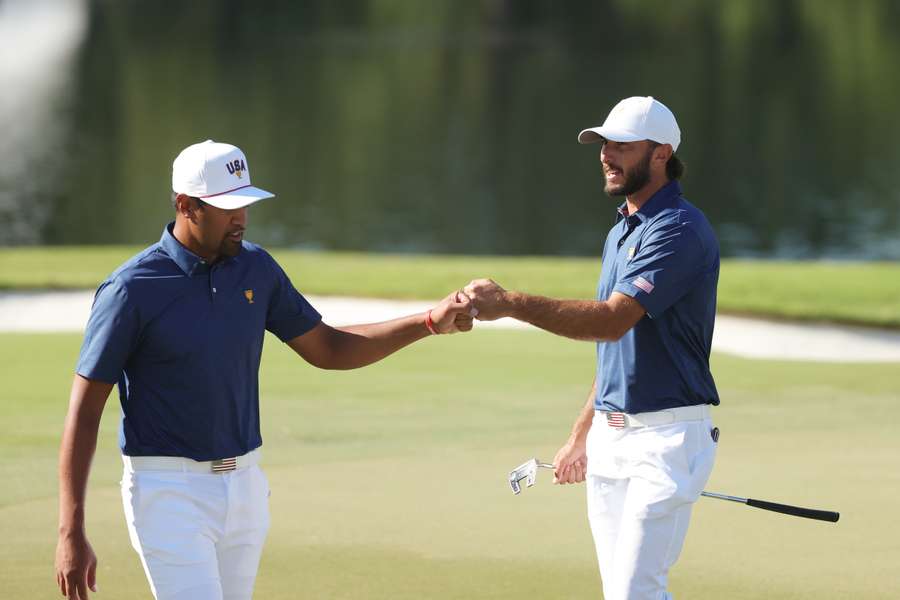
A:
2 330 898 599
2 247 900 327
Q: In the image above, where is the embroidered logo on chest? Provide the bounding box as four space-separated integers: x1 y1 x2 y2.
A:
244 289 254 304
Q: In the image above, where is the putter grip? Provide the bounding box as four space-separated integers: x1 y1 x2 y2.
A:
746 498 840 522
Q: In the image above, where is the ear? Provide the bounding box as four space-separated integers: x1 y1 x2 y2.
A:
175 194 202 222
653 143 673 165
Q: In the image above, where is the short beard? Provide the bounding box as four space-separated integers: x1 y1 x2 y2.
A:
605 147 653 197
220 239 242 258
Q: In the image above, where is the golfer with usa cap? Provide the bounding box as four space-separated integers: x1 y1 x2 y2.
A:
55 140 474 600
464 97 720 599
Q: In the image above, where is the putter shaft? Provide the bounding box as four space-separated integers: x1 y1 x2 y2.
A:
700 491 746 503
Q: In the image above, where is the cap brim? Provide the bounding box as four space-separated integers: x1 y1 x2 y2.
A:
577 127 644 145
201 186 275 209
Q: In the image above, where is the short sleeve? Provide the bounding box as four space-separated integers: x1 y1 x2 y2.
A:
264 255 322 342
613 220 706 318
75 279 141 383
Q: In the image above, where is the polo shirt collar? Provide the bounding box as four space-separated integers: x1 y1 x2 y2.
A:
616 180 682 223
159 222 210 276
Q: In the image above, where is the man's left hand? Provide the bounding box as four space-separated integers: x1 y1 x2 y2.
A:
430 291 475 334
552 438 587 485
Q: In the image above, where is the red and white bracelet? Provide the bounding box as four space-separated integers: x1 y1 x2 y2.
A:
424 309 439 335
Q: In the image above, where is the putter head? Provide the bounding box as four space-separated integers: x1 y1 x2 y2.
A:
509 458 541 495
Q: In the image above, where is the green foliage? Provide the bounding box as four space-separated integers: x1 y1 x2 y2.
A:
20 1 900 258
1 331 898 598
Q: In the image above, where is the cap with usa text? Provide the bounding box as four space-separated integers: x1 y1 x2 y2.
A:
172 140 274 209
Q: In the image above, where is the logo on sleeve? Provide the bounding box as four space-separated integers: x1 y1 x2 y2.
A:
226 159 247 179
633 276 654 294
627 247 636 260
244 289 254 304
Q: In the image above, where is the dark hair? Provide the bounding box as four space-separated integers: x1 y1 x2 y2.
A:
666 154 684 180
171 192 207 210
647 142 685 180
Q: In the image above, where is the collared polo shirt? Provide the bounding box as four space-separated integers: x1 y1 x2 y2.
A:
76 223 322 460
595 180 720 414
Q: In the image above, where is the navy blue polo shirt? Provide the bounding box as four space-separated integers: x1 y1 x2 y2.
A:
76 223 322 460
595 180 720 414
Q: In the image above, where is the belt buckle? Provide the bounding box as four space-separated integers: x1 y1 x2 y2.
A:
606 412 626 429
211 457 237 473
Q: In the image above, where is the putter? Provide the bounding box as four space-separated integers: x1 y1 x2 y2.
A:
508 458 555 494
507 458 840 523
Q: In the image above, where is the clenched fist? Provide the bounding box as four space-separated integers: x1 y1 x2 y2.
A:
462 279 513 321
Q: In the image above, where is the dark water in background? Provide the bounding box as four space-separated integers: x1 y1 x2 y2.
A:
4 0 900 258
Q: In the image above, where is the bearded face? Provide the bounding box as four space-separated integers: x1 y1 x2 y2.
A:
602 142 655 198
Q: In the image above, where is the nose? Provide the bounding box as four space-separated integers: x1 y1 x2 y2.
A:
600 142 618 167
600 143 609 165
231 207 248 227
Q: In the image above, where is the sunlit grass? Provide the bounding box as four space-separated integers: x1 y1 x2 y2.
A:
2 247 898 327
1 330 898 598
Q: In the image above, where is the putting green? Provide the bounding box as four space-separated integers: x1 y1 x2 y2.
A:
1 330 897 598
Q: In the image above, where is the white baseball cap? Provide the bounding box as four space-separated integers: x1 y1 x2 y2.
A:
172 140 274 209
577 96 681 152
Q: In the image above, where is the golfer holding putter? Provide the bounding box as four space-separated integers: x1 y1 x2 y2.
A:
465 97 720 600
55 140 474 600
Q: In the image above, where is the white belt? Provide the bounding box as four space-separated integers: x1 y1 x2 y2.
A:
123 448 261 474
596 404 711 429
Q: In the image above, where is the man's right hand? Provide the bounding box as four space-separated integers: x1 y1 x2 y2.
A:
55 531 97 599
552 438 587 484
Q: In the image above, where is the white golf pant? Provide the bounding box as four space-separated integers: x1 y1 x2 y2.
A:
586 411 717 600
120 453 270 600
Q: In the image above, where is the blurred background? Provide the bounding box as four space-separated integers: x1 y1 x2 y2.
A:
2 0 899 258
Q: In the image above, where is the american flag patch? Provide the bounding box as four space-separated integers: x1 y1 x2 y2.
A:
606 412 627 428
211 457 237 473
633 276 654 294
